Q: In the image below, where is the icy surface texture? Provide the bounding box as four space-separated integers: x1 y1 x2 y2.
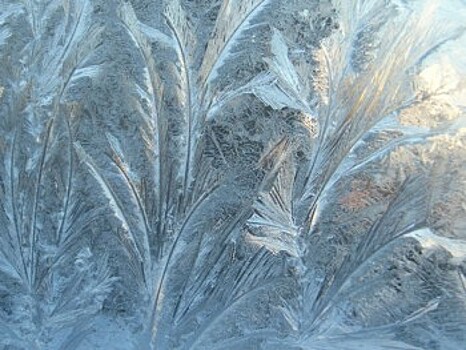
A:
0 0 466 349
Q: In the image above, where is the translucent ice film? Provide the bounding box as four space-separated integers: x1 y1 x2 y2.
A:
0 0 465 349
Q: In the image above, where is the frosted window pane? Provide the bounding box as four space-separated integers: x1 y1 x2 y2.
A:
0 0 465 349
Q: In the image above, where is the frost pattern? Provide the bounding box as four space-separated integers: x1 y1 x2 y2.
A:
0 0 465 349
